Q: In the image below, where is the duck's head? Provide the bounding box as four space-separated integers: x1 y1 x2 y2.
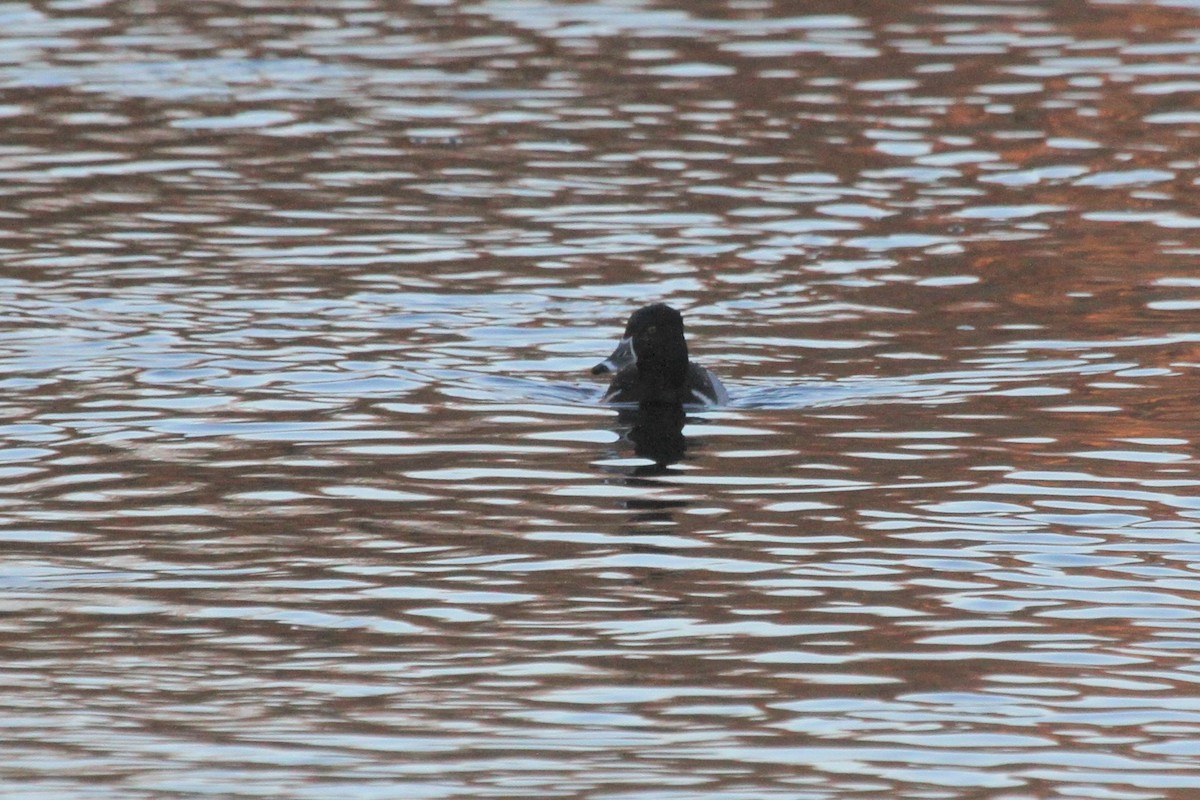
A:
592 304 688 386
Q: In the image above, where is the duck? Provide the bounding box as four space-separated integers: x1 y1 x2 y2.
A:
591 303 728 406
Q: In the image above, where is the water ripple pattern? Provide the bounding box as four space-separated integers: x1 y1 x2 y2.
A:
4 1 1200 798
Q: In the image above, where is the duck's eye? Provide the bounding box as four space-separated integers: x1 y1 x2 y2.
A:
646 325 657 335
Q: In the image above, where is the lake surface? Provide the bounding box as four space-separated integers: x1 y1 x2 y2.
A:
6 0 1200 797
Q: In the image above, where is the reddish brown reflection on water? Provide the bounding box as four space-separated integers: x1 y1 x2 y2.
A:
4 0 1200 797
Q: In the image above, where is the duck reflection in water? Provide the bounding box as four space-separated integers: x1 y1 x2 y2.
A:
614 402 688 472
592 304 726 473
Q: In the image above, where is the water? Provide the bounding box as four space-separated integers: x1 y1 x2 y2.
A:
5 0 1200 797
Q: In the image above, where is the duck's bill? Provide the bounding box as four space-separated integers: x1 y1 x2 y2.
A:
591 337 635 375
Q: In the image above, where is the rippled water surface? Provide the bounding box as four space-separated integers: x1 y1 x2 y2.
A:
9 0 1200 797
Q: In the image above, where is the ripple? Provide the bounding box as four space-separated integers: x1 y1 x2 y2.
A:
5 2 1200 798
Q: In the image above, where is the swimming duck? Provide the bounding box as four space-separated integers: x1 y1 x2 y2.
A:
591 303 728 406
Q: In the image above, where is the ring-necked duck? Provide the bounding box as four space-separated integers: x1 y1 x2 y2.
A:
591 303 728 406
